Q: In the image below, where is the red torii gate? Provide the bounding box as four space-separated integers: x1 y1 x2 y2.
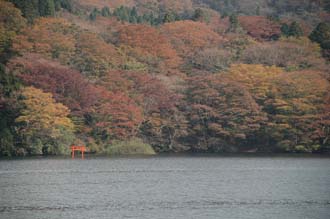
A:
71 145 86 159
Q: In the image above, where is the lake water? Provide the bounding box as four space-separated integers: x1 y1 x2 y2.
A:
0 155 329 219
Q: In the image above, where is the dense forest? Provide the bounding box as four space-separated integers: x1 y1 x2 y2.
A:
0 0 330 156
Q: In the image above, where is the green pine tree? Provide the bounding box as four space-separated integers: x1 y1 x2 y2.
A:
228 13 239 32
39 0 55 17
101 6 111 17
256 5 260 15
10 0 39 23
89 8 100 21
288 21 303 37
163 12 175 23
281 23 290 36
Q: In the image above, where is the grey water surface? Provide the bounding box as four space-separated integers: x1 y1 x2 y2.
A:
0 155 329 219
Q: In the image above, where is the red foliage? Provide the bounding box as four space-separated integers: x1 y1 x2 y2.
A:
95 90 143 139
239 16 281 41
99 70 178 114
8 54 101 116
13 18 76 63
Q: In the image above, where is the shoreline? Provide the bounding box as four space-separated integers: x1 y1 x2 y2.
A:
1 152 330 160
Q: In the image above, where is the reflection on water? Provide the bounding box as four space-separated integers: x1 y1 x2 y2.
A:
0 156 329 219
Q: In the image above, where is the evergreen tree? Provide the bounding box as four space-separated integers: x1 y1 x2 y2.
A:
193 8 203 21
221 11 229 18
309 22 330 58
58 0 72 12
193 8 210 23
163 12 176 23
0 64 21 96
54 0 61 11
121 7 129 22
281 21 304 37
309 22 330 46
280 23 290 36
256 5 260 15
0 64 21 156
325 0 330 12
288 21 303 37
89 8 100 21
228 13 239 32
137 16 143 23
129 16 137 23
130 7 138 18
10 0 39 23
38 0 55 17
101 6 111 17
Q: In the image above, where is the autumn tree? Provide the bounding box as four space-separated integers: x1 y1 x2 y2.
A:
185 74 267 152
13 17 76 64
73 32 123 77
263 70 330 152
117 24 181 73
190 48 234 73
15 87 75 155
93 90 143 141
8 55 101 117
238 16 281 41
160 20 223 59
226 64 283 104
7 54 108 147
97 70 187 151
241 37 326 71
224 64 330 152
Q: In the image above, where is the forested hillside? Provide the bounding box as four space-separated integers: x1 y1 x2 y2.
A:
1 0 330 156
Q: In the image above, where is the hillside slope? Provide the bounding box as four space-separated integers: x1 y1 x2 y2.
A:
0 0 330 156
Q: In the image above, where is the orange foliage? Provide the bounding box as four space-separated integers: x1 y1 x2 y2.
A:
13 18 76 63
160 20 224 57
117 24 182 70
206 11 229 34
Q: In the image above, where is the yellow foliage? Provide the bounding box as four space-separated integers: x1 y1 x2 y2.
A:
227 64 283 101
279 36 321 53
16 87 74 137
